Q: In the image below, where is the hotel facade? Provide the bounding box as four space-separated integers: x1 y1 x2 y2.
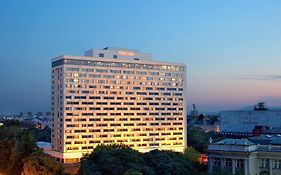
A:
51 47 186 163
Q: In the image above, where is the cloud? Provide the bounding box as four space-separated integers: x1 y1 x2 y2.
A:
233 74 281 81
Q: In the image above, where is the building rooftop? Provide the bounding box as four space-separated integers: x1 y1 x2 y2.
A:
209 138 281 153
221 109 281 113
84 47 152 61
37 141 51 148
249 134 281 145
216 139 255 146
51 47 186 67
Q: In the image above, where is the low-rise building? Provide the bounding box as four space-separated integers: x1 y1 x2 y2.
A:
208 138 281 175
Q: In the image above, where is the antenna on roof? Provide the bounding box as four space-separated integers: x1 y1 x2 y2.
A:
254 102 268 111
209 137 213 144
193 104 196 110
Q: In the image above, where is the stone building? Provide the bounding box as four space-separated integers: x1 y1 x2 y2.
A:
208 138 281 175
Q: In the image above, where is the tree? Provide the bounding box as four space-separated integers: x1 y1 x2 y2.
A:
7 131 37 175
0 123 63 175
0 125 21 140
21 151 64 175
187 126 209 153
27 126 51 142
79 144 201 175
0 140 14 172
123 170 143 175
79 144 153 175
187 126 224 153
143 150 198 175
184 146 199 163
3 119 20 127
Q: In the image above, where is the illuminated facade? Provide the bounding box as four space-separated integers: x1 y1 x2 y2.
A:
51 47 186 163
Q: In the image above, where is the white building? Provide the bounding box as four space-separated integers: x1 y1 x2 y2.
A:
51 47 187 163
208 138 281 175
220 110 281 133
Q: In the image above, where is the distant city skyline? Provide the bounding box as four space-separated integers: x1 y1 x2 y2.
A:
1 0 281 114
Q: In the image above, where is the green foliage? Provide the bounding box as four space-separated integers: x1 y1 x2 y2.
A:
80 144 153 175
123 170 143 175
0 140 14 172
7 130 37 175
79 144 199 175
0 123 64 175
3 119 20 127
0 125 21 140
187 126 208 152
144 149 198 175
209 170 233 175
22 151 64 175
27 126 51 142
2 119 51 142
184 146 199 163
187 126 224 153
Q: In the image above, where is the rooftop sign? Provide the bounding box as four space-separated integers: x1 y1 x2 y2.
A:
118 50 136 56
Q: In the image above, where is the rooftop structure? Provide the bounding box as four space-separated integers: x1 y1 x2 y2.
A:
216 139 255 146
84 47 152 61
248 134 281 146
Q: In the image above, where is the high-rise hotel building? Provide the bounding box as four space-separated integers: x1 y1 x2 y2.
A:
51 47 186 163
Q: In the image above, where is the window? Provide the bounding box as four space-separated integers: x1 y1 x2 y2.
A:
99 53 104 57
260 159 269 168
224 158 232 168
213 158 221 167
236 159 244 169
58 59 185 72
113 55 117 59
273 160 278 169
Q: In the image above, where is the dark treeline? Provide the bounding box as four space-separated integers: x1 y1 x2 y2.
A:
0 120 64 175
0 120 226 175
187 126 224 153
79 144 200 175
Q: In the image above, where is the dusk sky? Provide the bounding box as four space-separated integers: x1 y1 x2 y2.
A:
0 0 281 114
